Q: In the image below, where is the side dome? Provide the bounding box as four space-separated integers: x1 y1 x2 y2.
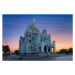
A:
26 28 32 33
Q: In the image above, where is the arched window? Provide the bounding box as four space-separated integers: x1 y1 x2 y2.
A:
29 40 31 42
36 33 37 36
44 37 46 40
39 46 41 52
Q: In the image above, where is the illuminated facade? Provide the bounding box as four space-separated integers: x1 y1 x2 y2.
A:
19 19 56 54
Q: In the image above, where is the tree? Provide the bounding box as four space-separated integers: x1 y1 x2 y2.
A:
59 49 67 54
68 48 73 54
14 50 19 54
2 45 10 54
59 48 73 54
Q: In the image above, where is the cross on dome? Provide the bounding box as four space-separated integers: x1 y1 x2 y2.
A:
33 19 35 23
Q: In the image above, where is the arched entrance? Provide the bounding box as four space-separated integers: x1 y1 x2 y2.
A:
48 46 50 52
52 47 53 53
39 46 41 53
44 46 47 53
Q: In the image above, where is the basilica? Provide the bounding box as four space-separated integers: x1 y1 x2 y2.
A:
19 19 56 54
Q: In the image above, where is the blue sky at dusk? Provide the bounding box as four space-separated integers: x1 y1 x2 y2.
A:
3 14 73 52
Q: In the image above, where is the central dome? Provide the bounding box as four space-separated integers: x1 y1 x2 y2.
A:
30 19 38 29
31 23 38 29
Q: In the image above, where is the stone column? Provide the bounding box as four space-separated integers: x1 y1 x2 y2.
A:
47 47 48 53
41 42 44 53
37 44 39 53
26 43 28 53
53 45 56 53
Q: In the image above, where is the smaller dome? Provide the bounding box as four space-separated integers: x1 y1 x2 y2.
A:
26 28 32 33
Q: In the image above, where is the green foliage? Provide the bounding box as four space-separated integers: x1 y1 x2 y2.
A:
14 50 19 55
59 48 73 54
2 45 10 53
68 48 73 53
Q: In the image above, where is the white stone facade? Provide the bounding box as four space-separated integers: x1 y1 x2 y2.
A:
19 19 56 54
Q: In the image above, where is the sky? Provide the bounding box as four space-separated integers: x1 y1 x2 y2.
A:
3 14 73 52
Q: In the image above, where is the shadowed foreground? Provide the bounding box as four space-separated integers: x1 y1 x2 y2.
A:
3 54 73 61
